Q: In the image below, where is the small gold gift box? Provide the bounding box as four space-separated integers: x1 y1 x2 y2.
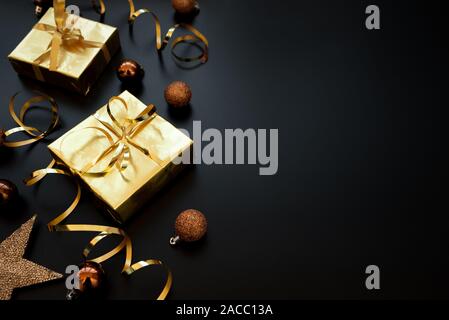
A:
8 4 120 95
48 91 193 223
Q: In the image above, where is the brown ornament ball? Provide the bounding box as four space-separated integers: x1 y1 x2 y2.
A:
66 261 105 300
164 81 192 108
0 179 18 206
171 0 197 15
174 209 207 243
0 129 5 147
77 261 105 292
116 59 144 85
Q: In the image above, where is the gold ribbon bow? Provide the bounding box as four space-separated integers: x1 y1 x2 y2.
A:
1 92 59 148
33 0 103 71
75 96 158 177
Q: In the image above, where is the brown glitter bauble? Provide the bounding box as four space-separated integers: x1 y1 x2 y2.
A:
116 59 144 85
171 0 196 14
0 129 5 147
77 261 105 292
0 179 18 206
174 209 207 242
164 81 192 108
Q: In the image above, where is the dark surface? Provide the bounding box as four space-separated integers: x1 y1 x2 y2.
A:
0 0 448 299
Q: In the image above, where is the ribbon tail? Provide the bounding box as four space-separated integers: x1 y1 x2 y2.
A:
49 32 63 71
23 159 57 185
124 260 172 300
23 159 80 230
33 47 52 66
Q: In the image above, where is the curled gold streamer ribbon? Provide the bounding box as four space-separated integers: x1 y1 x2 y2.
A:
24 96 172 300
25 162 172 300
93 0 209 64
25 160 81 228
2 92 59 148
124 259 172 300
34 0 104 71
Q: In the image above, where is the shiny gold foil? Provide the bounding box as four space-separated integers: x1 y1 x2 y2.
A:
8 7 120 95
48 91 193 222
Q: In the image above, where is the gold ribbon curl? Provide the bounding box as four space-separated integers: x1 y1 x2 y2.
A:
24 97 172 300
93 0 209 64
25 161 172 300
2 92 59 148
33 0 104 71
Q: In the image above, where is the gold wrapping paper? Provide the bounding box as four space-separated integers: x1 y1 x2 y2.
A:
8 7 120 95
48 91 193 222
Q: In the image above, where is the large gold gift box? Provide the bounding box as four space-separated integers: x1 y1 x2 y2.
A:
8 7 120 95
48 91 193 223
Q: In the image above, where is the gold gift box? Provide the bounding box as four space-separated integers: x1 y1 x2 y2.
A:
8 7 120 95
48 91 193 223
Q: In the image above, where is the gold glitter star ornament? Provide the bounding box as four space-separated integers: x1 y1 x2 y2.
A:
0 215 62 300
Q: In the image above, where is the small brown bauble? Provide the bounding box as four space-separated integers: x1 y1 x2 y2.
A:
77 261 105 292
171 0 197 15
66 261 106 300
173 209 207 244
116 59 144 85
164 81 192 108
0 129 5 147
0 179 18 205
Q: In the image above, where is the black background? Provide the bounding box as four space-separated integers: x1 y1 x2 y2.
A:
0 0 448 300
